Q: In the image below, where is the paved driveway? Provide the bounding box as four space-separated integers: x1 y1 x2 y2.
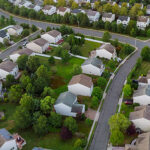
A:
0 10 150 150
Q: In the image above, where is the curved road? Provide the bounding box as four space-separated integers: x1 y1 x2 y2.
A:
0 10 150 150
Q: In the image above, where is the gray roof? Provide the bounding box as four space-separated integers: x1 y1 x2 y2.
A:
0 30 7 38
0 128 13 141
33 38 48 46
13 48 33 56
0 60 17 72
85 10 98 16
47 30 61 38
82 57 103 69
102 13 113 18
147 4 150 9
71 9 82 14
133 85 150 97
137 16 149 22
118 16 129 21
55 91 76 107
99 43 115 54
71 104 83 113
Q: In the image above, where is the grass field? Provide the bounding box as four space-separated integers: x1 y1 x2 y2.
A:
79 40 101 57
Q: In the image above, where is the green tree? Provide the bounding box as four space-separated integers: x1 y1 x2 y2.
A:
21 29 30 37
57 0 66 7
91 96 99 108
123 84 132 98
20 75 31 89
41 87 55 98
64 117 78 134
16 54 28 70
46 26 51 32
110 129 124 146
49 112 62 128
97 77 107 89
48 56 55 64
5 74 16 88
112 4 120 15
102 31 111 42
61 50 70 63
71 1 78 9
141 46 150 61
109 113 131 132
31 24 37 32
26 56 40 73
36 65 50 82
92 87 103 99
33 115 48 135
14 107 32 129
8 84 23 103
72 64 82 75
120 7 128 16
74 139 82 150
147 29 150 37
40 96 55 114
130 28 137 37
103 3 112 12
62 42 71 50
122 44 134 55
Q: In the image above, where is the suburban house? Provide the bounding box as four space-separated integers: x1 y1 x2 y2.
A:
26 38 49 53
81 57 105 76
94 43 116 60
18 1 25 8
102 13 115 23
68 74 93 96
57 7 70 16
42 5 56 15
28 3 35 9
23 1 32 8
130 105 150 132
71 9 83 15
146 5 150 15
137 16 150 30
133 85 150 105
125 132 150 150
9 48 34 62
84 10 100 22
54 91 85 117
117 16 130 26
138 76 148 86
33 4 41 12
0 128 18 150
0 60 19 80
41 30 62 44
0 30 10 44
7 25 23 36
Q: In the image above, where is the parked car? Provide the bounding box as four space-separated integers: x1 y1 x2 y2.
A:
123 99 133 105
23 41 28 46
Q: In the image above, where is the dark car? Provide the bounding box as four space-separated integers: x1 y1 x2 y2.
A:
123 99 133 105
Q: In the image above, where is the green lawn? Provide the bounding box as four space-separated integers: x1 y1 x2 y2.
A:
79 40 101 57
0 102 91 150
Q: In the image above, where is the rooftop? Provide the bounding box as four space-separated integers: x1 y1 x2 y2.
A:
69 74 93 88
103 13 113 18
118 16 129 21
0 30 7 38
99 43 115 54
137 16 149 22
32 38 48 46
133 85 150 97
47 30 61 38
0 60 17 72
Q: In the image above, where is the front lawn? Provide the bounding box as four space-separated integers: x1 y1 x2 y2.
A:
79 40 101 57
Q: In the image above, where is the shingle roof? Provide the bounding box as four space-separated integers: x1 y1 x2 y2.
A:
12 48 33 56
33 38 48 46
71 9 82 14
82 57 103 69
133 85 150 97
99 43 115 54
130 105 150 120
103 13 113 18
11 25 22 30
138 76 148 83
0 60 17 72
43 5 53 10
137 16 149 22
47 30 61 38
58 7 67 12
69 74 93 88
118 16 129 21
85 10 98 16
0 30 7 38
55 91 76 107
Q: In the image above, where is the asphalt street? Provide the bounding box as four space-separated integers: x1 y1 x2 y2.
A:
0 10 150 150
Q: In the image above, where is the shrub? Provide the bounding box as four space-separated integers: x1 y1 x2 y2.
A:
85 118 93 126
60 127 72 140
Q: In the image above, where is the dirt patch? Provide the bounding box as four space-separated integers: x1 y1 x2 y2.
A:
85 108 98 120
51 75 66 89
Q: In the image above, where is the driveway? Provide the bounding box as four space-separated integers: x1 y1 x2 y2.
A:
0 9 150 150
